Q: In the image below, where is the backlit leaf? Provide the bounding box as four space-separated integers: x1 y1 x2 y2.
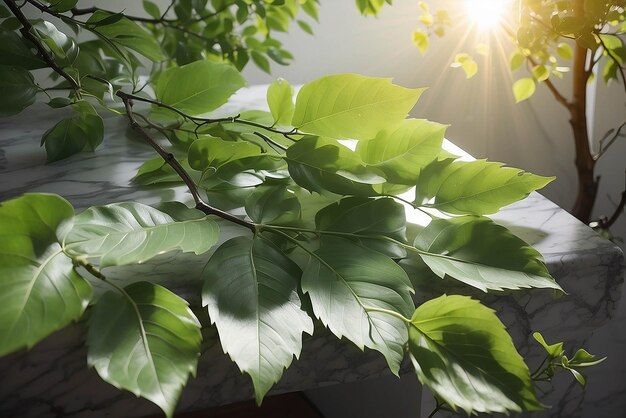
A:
87 282 201 418
302 237 414 374
357 118 446 184
0 194 91 356
513 77 536 102
156 60 246 116
292 74 424 139
267 78 295 125
414 216 561 292
416 160 554 215
202 236 313 402
65 202 219 267
412 29 429 54
409 295 541 414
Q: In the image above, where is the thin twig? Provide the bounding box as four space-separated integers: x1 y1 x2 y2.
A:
116 90 256 233
597 172 626 230
5 0 80 91
597 120 626 159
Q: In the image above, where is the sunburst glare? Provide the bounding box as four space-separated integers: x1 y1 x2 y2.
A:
465 0 512 30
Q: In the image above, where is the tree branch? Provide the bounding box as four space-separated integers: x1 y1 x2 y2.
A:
597 120 626 160
116 90 256 233
597 172 626 230
5 0 80 91
527 55 571 109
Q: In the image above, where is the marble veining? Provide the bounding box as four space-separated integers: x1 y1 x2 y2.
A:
0 86 623 417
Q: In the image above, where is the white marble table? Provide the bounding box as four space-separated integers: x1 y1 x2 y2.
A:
0 86 623 418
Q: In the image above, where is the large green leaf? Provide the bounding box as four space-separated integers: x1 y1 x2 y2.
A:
87 281 201 418
87 11 165 61
301 237 414 374
292 74 424 139
356 119 447 184
188 136 260 172
408 295 541 414
245 184 301 225
315 197 407 258
202 236 313 402
0 66 37 117
0 194 91 356
64 202 219 267
32 20 79 67
415 160 554 215
285 136 385 196
267 77 295 125
414 216 561 292
156 60 246 116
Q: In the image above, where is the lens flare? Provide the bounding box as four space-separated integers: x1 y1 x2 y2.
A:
465 0 510 30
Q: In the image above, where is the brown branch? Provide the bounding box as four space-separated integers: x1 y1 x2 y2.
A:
4 0 80 91
71 2 229 24
116 90 256 233
597 172 626 230
597 120 626 160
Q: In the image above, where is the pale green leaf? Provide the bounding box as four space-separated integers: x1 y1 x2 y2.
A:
556 42 573 60
202 236 313 402
414 216 561 292
416 160 554 215
453 53 478 78
532 64 550 82
412 29 429 54
267 78 295 125
156 60 246 116
292 74 424 140
87 281 201 418
532 332 564 358
285 136 385 196
302 237 414 374
0 194 91 356
64 202 219 267
357 118 446 184
409 295 542 414
0 66 37 117
509 50 525 71
87 11 165 61
513 77 536 103
475 43 489 56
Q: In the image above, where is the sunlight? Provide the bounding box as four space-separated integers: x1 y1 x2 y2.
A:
465 0 511 30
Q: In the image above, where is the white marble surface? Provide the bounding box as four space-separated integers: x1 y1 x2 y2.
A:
0 87 623 417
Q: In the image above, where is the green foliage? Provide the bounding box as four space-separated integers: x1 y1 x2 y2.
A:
87 281 201 418
0 2 607 417
409 295 542 414
0 194 91 357
202 236 313 403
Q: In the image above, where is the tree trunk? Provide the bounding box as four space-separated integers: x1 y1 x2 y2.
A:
569 0 598 224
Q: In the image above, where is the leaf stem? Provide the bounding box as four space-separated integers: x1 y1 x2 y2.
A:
116 90 256 233
364 306 411 323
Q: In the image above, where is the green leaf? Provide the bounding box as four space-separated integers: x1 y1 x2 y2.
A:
413 216 561 292
87 281 201 418
509 49 525 71
513 77 536 103
267 78 295 125
568 348 606 367
87 11 165 61
73 100 104 151
315 197 407 257
301 237 414 374
0 194 91 356
202 236 313 402
0 66 37 117
285 136 385 196
42 116 88 162
64 202 219 267
532 64 550 82
32 20 79 67
357 119 446 184
188 136 262 174
156 60 246 116
556 42 573 60
41 0 78 12
296 19 313 35
416 160 554 215
251 51 271 73
532 332 564 358
133 156 196 185
452 53 478 78
408 295 541 414
143 0 161 19
244 185 301 224
292 74 424 140
0 32 47 69
412 29 429 54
